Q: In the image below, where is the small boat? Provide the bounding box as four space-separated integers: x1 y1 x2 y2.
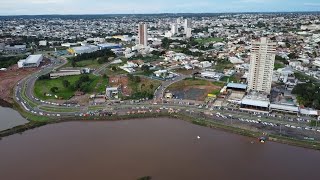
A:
259 136 267 143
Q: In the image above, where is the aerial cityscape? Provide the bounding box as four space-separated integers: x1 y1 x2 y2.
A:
1 0 320 180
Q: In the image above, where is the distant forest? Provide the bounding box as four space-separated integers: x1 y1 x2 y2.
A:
0 55 26 68
0 12 319 20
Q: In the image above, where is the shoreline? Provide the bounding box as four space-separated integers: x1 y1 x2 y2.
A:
0 98 13 108
1 108 320 151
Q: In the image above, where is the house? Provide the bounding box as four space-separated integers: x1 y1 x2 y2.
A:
106 87 120 99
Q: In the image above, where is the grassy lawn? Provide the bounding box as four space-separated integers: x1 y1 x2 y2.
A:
130 77 161 94
39 106 80 113
173 68 197 75
195 37 224 44
34 74 108 100
220 75 239 83
134 70 156 77
274 62 285 70
105 65 128 76
212 81 225 87
214 60 233 72
61 58 101 69
210 89 221 95
124 77 161 100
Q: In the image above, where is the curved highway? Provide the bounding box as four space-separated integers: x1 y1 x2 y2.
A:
12 55 320 136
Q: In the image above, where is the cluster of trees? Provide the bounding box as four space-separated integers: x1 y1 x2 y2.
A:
70 48 116 67
127 74 154 100
151 50 165 56
0 55 27 68
292 82 320 109
130 91 154 100
275 55 289 65
73 75 92 92
49 75 93 94
161 38 188 49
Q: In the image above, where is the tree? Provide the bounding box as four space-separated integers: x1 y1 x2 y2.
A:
111 66 117 71
161 37 170 49
150 84 154 89
141 65 150 72
71 59 76 67
50 87 59 93
102 73 108 79
62 80 70 88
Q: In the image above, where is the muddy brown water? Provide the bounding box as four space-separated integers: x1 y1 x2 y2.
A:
1 118 320 180
0 106 28 131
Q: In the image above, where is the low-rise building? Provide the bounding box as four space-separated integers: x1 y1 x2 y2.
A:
18 54 43 68
106 87 120 99
68 45 99 56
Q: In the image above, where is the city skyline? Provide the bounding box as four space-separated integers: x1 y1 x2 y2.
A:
1 0 320 15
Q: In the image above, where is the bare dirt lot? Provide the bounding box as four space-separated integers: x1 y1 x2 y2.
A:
0 65 39 103
167 79 223 101
109 75 131 96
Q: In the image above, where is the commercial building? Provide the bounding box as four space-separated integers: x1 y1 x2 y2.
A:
241 91 270 111
247 37 277 94
185 28 192 38
171 24 178 35
50 70 81 78
184 19 192 33
106 87 120 99
5 45 26 53
18 54 43 68
39 40 47 46
200 71 223 80
97 43 122 50
68 45 99 56
138 23 148 46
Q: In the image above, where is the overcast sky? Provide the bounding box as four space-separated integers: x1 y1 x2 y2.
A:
1 0 320 15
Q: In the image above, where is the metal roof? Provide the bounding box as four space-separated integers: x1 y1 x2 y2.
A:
241 99 270 108
270 104 299 112
25 54 43 64
227 83 247 90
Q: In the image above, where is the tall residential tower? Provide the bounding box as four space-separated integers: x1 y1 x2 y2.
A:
138 23 148 46
247 37 277 94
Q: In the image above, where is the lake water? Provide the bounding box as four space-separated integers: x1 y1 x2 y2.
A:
1 118 320 180
0 106 28 131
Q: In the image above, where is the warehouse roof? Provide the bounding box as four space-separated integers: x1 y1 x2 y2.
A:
270 104 299 112
25 54 43 64
227 83 247 90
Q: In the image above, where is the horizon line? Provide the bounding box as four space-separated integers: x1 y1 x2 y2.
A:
1 10 320 17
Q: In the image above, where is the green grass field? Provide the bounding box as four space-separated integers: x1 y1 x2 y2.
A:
124 77 161 100
274 62 285 70
34 74 108 100
104 65 128 76
61 58 101 69
220 75 239 83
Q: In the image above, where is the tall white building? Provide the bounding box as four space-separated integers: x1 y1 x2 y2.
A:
184 19 192 33
247 37 277 94
138 23 148 46
171 24 178 35
185 28 192 38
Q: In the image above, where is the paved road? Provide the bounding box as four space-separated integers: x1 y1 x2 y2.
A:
12 55 320 136
153 73 190 101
